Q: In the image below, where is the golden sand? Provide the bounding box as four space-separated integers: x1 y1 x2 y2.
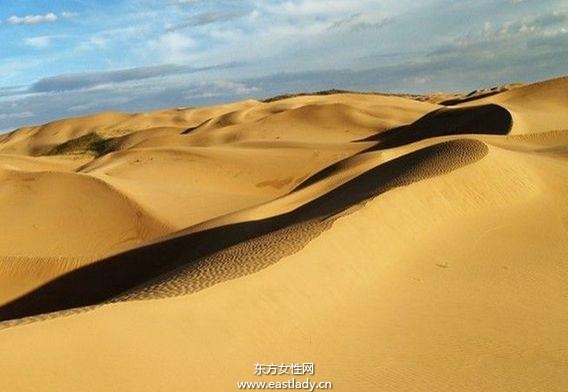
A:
0 77 567 391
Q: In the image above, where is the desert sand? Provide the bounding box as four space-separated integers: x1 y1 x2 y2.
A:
0 76 567 391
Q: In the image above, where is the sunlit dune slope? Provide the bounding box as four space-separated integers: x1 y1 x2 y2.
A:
0 76 567 392
461 75 568 134
0 93 436 303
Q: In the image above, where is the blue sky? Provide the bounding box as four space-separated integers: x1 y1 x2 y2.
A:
1 0 567 131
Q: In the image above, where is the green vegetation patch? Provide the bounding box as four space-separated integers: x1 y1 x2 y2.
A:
46 132 115 157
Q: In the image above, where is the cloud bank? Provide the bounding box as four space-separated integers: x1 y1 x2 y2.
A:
0 0 566 131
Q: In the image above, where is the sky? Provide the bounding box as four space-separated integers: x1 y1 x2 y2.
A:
0 0 567 131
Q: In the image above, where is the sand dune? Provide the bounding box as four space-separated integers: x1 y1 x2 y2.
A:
0 167 170 304
361 103 512 149
0 76 567 391
464 76 568 135
0 92 435 302
0 169 168 256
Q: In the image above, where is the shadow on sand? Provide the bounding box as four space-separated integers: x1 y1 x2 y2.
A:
0 138 490 322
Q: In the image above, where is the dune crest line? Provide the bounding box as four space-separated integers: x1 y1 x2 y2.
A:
0 139 488 322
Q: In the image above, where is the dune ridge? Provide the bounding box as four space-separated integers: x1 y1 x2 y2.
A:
0 76 567 392
0 92 437 306
0 138 489 321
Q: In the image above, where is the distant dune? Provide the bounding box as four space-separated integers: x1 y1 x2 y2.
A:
0 76 567 391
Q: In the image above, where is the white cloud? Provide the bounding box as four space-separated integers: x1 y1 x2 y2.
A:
7 13 58 25
24 36 51 49
403 76 432 86
174 0 212 4
490 10 568 37
75 26 146 53
266 0 361 17
6 11 77 26
1 0 567 132
61 12 78 19
0 111 34 120
329 12 392 31
193 80 259 98
77 36 108 51
147 32 196 63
